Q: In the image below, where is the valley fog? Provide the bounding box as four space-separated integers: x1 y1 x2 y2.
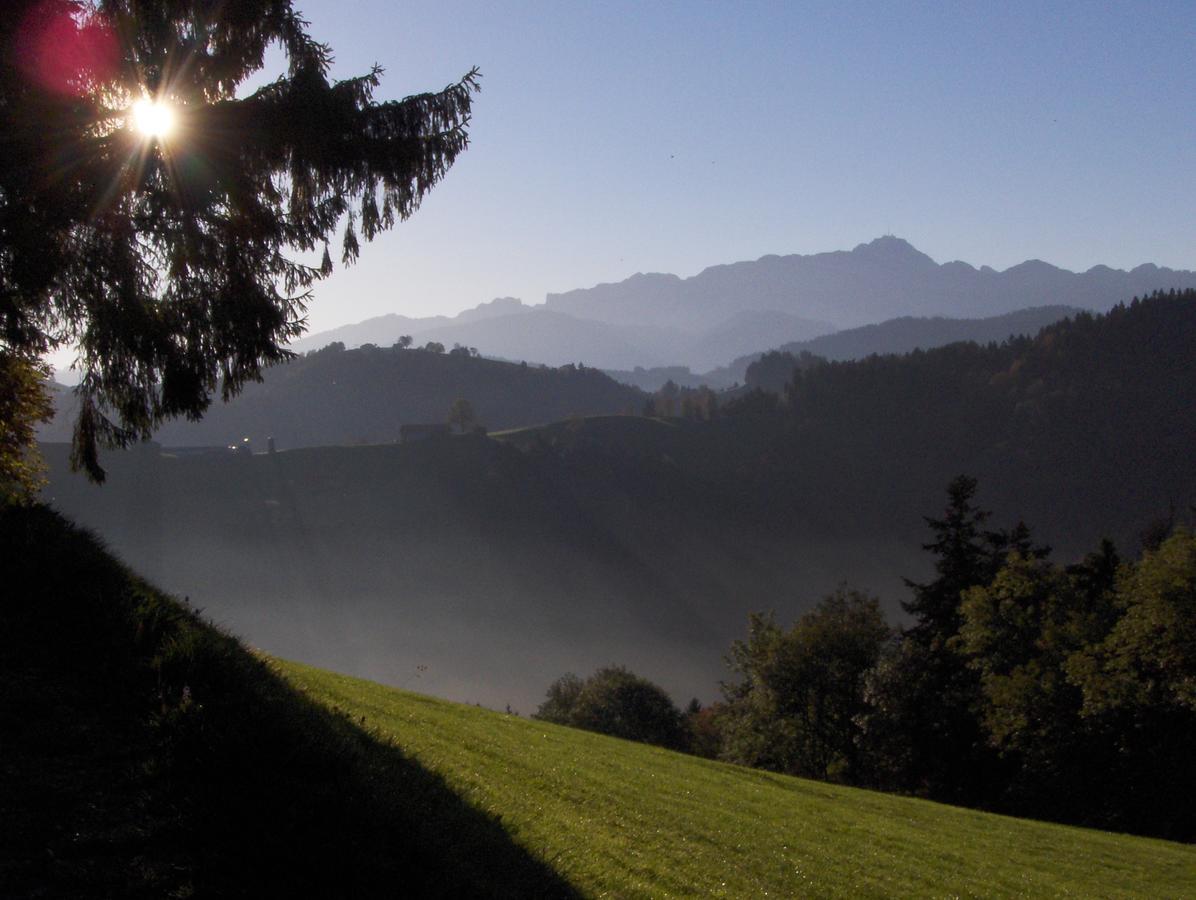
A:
40 439 918 712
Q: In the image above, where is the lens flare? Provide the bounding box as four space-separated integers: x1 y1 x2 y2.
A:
15 1 118 96
132 98 175 139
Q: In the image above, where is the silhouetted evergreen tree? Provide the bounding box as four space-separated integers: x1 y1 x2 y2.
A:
857 478 1048 805
903 475 997 650
1 1 479 478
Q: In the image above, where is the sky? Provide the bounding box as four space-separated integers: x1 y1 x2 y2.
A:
253 1 1195 332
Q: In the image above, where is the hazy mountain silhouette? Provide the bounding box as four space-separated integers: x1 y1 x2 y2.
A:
292 238 1194 373
546 237 1196 330
287 296 532 354
409 309 676 370
293 304 832 372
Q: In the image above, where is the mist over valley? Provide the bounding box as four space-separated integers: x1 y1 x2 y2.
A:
41 289 1196 713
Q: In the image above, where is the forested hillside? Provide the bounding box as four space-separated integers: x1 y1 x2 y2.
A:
581 291 1196 554
41 344 644 450
718 304 1079 390
759 290 1196 545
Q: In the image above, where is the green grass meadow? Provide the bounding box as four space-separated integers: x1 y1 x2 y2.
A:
5 504 1193 898
279 659 1196 899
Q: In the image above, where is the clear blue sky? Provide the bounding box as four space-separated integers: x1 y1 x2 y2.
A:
287 0 1195 332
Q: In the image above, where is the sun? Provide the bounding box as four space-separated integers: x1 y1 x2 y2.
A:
131 97 175 139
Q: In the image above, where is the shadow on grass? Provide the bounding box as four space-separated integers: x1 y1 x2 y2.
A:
0 504 579 898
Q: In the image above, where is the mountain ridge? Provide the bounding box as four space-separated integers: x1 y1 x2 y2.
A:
292 237 1196 370
545 236 1196 330
616 305 1083 391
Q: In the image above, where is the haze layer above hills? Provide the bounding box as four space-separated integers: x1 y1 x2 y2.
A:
289 298 833 372
290 236 1196 373
41 293 1196 713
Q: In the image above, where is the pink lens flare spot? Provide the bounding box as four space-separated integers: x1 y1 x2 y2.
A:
15 1 119 95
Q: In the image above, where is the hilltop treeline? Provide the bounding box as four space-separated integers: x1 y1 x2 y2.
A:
41 342 645 450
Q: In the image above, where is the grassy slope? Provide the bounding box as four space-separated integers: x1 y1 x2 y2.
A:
1 505 574 898
280 660 1196 899
5 503 1195 897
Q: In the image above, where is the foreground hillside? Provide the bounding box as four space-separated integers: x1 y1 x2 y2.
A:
4 506 1191 897
0 505 573 898
283 660 1196 897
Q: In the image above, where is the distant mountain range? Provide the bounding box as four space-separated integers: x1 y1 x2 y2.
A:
290 237 1196 373
545 236 1196 330
290 297 833 372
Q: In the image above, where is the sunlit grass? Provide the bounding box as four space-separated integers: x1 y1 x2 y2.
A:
280 659 1196 899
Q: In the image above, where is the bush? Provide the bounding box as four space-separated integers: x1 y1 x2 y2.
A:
534 666 687 750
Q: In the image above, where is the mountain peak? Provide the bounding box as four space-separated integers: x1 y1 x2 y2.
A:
850 235 934 265
456 296 529 324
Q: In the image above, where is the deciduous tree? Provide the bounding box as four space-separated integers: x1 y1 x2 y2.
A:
721 589 890 782
534 666 687 750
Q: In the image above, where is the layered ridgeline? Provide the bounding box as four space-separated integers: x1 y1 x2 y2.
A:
504 290 1196 556
621 304 1082 392
6 506 1193 896
284 237 1196 373
41 292 1196 716
286 296 834 372
40 344 645 451
734 304 1080 391
545 236 1196 330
